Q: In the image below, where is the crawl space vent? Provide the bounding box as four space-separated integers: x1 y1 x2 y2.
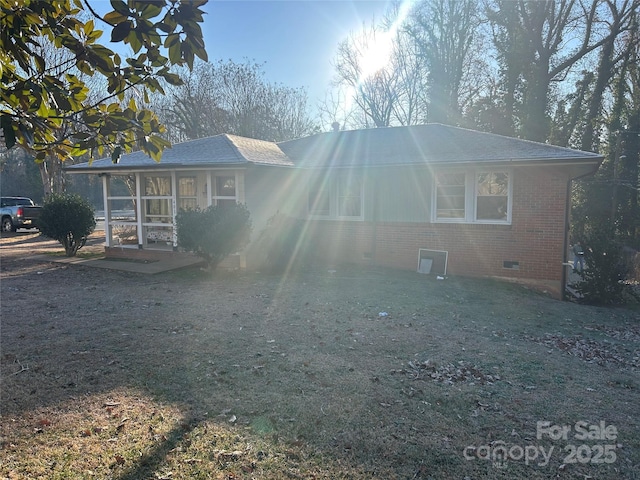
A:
417 249 448 275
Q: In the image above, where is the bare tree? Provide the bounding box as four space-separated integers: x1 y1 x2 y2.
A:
579 0 640 152
161 60 316 142
406 0 478 125
486 0 626 142
333 23 403 128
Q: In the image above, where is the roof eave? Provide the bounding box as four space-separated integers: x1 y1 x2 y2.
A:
65 162 249 174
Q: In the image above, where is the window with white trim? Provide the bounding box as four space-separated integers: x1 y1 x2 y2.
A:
308 176 331 216
434 169 511 224
435 172 466 219
213 175 236 208
178 177 197 211
476 171 509 221
307 172 363 220
337 174 362 218
143 175 172 224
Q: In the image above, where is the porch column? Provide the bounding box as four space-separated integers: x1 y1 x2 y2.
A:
171 171 178 249
101 174 112 247
135 173 143 249
236 171 247 269
206 171 213 206
236 171 245 203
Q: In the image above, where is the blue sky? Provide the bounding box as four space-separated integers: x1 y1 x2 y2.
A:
90 0 392 112
200 1 392 105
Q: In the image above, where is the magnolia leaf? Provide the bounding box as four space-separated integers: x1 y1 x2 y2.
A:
127 31 143 54
84 19 95 36
34 54 45 73
109 0 130 16
77 60 94 76
103 11 127 25
18 122 34 147
111 146 122 164
140 2 164 19
111 21 132 43
1 115 16 149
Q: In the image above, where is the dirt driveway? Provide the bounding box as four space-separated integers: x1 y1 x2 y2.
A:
1 231 639 479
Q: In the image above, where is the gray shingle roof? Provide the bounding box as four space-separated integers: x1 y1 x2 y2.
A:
227 134 293 166
67 124 601 173
278 124 602 168
67 134 293 172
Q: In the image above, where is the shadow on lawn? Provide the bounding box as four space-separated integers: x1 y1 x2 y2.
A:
2 258 638 479
114 418 199 480
3 261 482 477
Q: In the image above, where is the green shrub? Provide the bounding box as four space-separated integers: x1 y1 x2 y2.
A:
575 230 630 305
39 193 96 257
176 203 251 268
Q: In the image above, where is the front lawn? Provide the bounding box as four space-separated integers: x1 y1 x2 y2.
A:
1 263 638 479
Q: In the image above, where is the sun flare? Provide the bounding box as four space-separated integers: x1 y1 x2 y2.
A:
358 30 394 79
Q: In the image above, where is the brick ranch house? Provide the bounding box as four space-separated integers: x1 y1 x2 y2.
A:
67 124 602 298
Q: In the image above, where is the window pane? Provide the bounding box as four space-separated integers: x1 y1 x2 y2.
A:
216 176 235 197
179 177 197 196
179 198 198 211
308 177 331 216
145 199 172 223
145 176 171 195
178 177 197 211
436 172 465 219
476 172 509 220
338 175 362 217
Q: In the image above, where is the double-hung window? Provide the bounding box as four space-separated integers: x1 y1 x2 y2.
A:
307 172 363 220
434 169 511 224
178 177 198 211
337 174 362 218
213 175 236 208
476 172 509 221
435 172 466 219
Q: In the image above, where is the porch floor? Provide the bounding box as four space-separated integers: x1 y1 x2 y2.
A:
37 252 204 274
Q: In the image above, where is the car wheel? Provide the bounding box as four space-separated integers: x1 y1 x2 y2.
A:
1 217 15 232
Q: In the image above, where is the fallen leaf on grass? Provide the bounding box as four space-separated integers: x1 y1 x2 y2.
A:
214 450 244 461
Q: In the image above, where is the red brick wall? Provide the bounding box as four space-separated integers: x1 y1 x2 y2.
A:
296 166 571 297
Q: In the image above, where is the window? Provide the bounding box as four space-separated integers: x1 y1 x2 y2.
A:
178 177 197 211
337 174 362 218
214 175 236 208
434 169 511 224
145 176 171 196
435 172 466 219
476 171 509 221
307 172 363 220
141 175 172 224
308 177 331 216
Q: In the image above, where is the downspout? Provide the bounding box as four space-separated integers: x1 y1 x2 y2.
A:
562 179 572 301
101 174 112 247
371 173 378 265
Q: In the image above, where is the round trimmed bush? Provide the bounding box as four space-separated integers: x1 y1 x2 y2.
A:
39 193 96 256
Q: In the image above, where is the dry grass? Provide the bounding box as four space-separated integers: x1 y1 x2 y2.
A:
1 242 639 479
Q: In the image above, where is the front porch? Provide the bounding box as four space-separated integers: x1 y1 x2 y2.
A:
100 168 245 252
